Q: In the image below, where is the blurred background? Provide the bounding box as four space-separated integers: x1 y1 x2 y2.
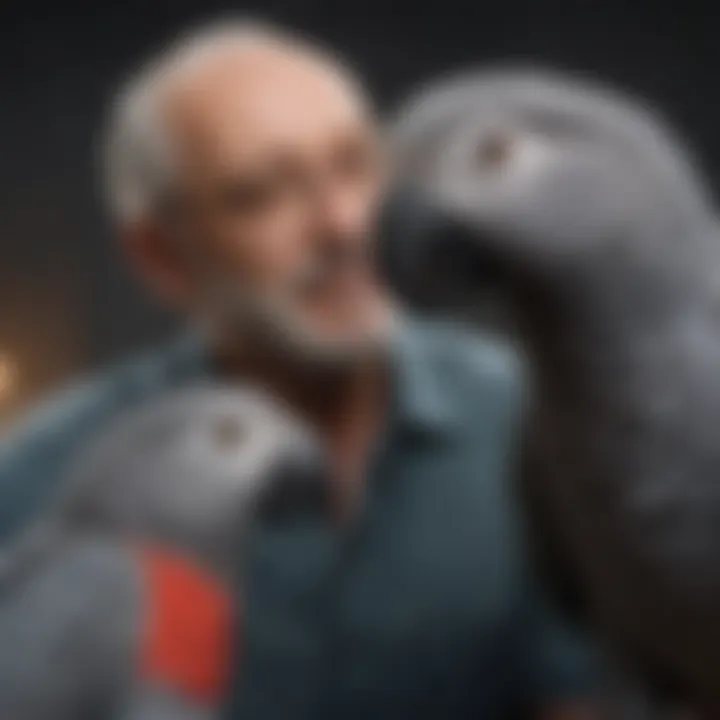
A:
0 0 717 422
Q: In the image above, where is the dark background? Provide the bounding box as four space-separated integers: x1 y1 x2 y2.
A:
0 0 716 419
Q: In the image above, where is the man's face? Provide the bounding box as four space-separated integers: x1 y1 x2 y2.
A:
146 45 392 365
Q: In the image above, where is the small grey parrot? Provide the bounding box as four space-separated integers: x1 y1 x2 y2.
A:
382 67 720 713
0 384 328 720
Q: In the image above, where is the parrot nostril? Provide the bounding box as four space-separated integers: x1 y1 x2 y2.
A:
476 132 515 169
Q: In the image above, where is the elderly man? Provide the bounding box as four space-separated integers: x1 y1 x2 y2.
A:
0 20 600 720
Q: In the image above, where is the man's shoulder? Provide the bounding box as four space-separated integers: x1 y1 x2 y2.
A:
2 334 201 455
0 335 203 544
408 316 527 410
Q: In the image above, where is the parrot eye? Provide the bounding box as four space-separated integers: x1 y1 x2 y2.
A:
212 415 246 450
475 132 514 170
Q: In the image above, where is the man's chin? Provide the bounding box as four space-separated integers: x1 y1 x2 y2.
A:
201 287 399 371
246 294 399 369
268 313 397 370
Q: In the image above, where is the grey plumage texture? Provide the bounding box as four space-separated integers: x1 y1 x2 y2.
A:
0 538 139 720
64 383 323 579
0 384 325 719
385 67 720 709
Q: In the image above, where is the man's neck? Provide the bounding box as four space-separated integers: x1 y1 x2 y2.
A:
212 340 390 521
213 341 384 424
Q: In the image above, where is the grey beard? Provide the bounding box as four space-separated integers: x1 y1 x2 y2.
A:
195 280 398 372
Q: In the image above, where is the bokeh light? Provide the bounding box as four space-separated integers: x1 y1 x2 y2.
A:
0 354 17 401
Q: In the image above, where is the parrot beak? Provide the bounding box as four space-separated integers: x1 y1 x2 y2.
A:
378 186 510 314
255 448 332 523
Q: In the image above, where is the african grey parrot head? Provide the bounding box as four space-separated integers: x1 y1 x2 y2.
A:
65 385 328 577
382 67 715 316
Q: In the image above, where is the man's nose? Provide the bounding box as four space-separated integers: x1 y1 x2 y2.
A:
310 184 371 245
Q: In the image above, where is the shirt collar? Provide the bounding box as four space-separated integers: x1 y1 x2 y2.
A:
169 315 458 440
388 316 458 440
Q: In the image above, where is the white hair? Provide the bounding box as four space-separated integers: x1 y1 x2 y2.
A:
103 19 348 224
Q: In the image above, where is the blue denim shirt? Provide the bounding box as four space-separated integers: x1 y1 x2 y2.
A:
0 317 598 718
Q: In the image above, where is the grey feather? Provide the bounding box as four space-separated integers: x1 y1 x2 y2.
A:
384 67 720 710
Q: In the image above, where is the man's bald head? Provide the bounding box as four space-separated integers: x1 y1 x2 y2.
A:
104 20 392 368
105 20 369 223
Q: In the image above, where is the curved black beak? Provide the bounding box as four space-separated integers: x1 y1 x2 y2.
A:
377 187 508 314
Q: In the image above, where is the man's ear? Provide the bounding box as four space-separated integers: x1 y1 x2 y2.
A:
121 219 193 308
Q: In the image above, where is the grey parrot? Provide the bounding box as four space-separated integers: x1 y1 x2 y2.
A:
0 384 328 720
381 68 720 713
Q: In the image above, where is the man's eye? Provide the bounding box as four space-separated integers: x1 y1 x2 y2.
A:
221 178 279 213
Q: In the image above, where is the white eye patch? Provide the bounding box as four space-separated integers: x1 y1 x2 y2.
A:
493 132 558 186
435 125 559 210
